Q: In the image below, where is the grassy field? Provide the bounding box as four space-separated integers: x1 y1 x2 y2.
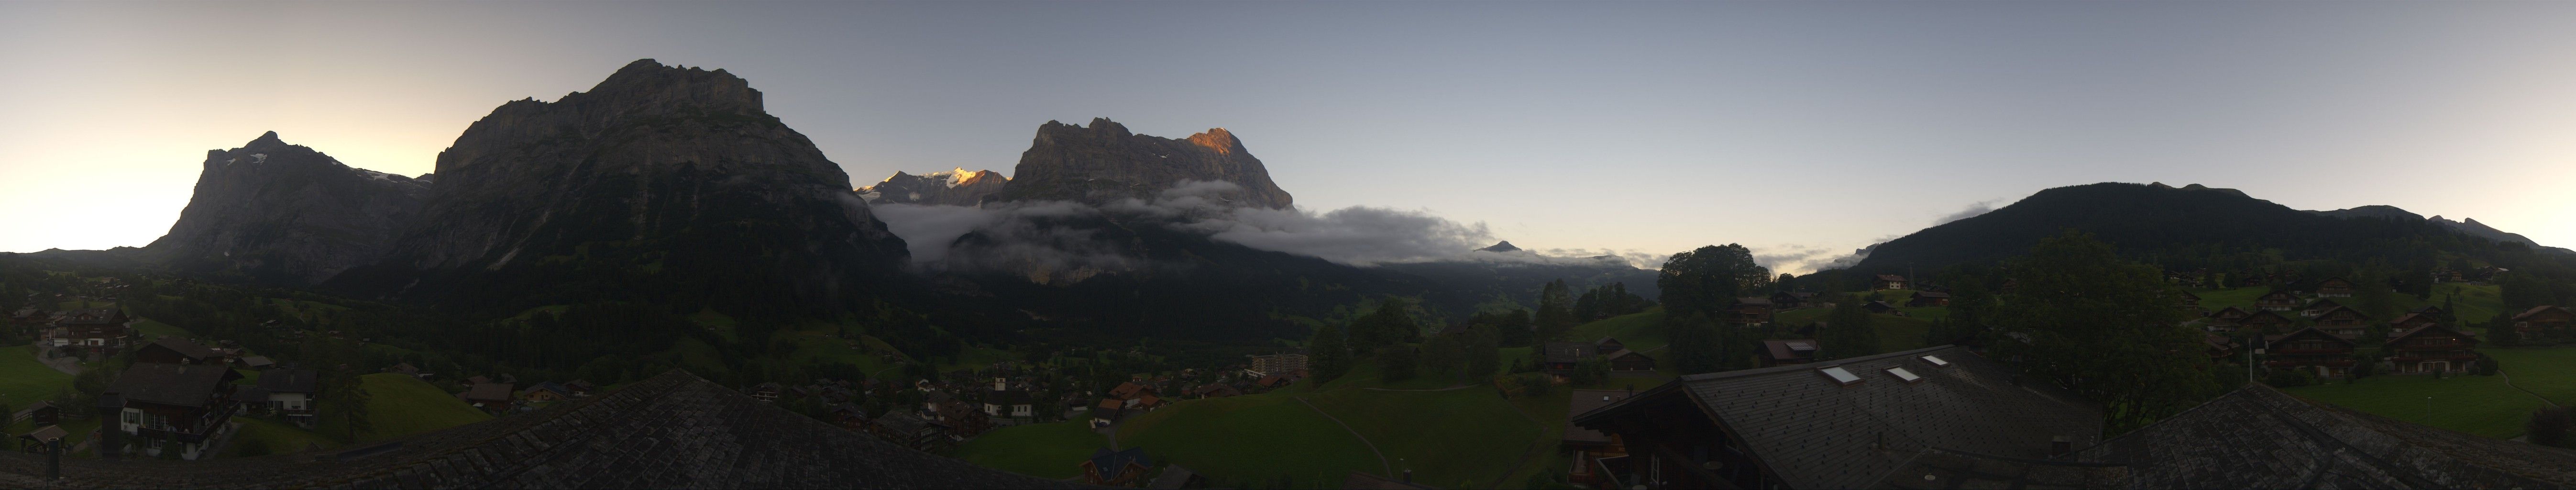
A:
2282 373 2541 439
1113 391 1384 489
220 417 341 457
129 317 192 340
313 373 493 443
946 421 1108 479
0 344 74 408
2483 347 2576 405
1303 386 1540 488
1569 310 1667 352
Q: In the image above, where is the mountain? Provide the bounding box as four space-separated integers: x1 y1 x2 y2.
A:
325 59 910 315
2428 215 2568 254
1479 241 1522 253
141 132 431 285
860 167 1008 206
991 118 1294 209
2310 205 2423 222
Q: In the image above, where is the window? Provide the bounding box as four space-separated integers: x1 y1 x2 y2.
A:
1919 355 1950 368
122 410 139 425
1819 367 1863 386
1885 367 1923 383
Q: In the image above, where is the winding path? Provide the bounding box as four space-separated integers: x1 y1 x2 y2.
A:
2499 369 2560 408
1295 396 1392 476
1487 397 1551 488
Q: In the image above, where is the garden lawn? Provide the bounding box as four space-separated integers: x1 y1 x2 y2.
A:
314 373 492 443
948 421 1109 479
1304 386 1542 489
221 417 341 457
2281 374 2541 439
0 345 73 407
1569 310 1667 352
2482 347 2576 405
1115 392 1381 489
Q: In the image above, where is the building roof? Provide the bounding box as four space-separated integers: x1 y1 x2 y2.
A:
1761 339 1821 361
1574 345 2103 490
1732 297 1773 306
1877 274 1908 282
2258 290 2299 301
2515 305 2571 321
143 337 219 360
19 425 66 444
107 363 241 408
462 382 514 402
2266 327 2357 346
257 369 319 394
1542 342 1597 364
2387 323 2477 344
2079 384 2576 489
1912 291 1952 299
1601 348 1651 362
2387 312 2439 326
1085 447 1151 480
238 356 275 368
1563 390 1633 445
55 308 122 325
528 381 573 396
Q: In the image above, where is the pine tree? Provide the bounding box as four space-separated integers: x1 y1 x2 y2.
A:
1535 281 1576 342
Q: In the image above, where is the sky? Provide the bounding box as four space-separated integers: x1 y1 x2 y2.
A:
4 1 2574 273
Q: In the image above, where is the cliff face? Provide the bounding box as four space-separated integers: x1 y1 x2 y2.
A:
860 167 1007 206
992 118 1294 209
331 59 909 313
143 132 430 285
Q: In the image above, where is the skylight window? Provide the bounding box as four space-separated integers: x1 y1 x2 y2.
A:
1919 355 1951 368
1786 341 1816 352
1819 367 1863 386
1885 367 1923 383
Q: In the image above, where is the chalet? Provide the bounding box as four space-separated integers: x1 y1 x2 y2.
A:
1906 291 1952 307
2206 306 2252 331
48 308 132 352
1252 374 1299 390
2316 277 2357 297
1245 353 1308 377
749 382 782 402
1594 337 1625 353
13 401 57 426
2386 323 2479 374
2301 298 2344 317
460 382 515 413
1602 349 1656 372
564 379 596 397
106 363 244 460
134 337 220 365
7 308 46 326
1080 447 1153 487
2204 334 2238 363
2255 290 2301 312
256 369 320 428
1090 399 1125 428
923 391 959 415
2264 327 2358 378
2512 306 2574 338
1873 274 1909 291
2312 306 2373 339
1541 341 1598 372
2388 313 2442 333
1564 390 1635 489
1863 301 1901 315
2169 290 2200 311
827 403 869 432
1108 381 1153 401
1769 291 1818 309
1572 346 2103 490
16 424 66 454
525 381 573 402
2434 268 2466 283
235 356 275 370
982 378 1036 419
868 412 951 453
1188 382 1241 399
1758 339 1819 367
933 402 991 438
1724 297 1774 323
2239 310 2296 334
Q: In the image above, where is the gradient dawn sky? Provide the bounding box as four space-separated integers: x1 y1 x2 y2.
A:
5 1 2574 273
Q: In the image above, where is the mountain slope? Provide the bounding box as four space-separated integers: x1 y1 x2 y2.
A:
326 59 909 315
992 118 1294 209
1847 182 2480 274
860 167 1007 206
142 132 430 285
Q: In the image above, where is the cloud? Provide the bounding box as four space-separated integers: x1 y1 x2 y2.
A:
1932 200 2001 225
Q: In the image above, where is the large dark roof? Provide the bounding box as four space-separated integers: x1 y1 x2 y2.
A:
1563 390 1632 445
106 363 238 408
1577 345 2103 490
0 370 1086 489
2078 384 2576 488
256 369 319 394
143 337 218 360
1542 342 1596 364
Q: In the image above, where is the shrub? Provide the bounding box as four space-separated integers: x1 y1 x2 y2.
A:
2532 406 2574 448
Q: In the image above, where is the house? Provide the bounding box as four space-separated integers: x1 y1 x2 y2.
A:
1758 339 1820 367
1863 301 1901 314
1571 345 2104 490
2386 323 2479 374
1189 382 1241 399
2204 334 2238 363
2512 306 2574 339
134 337 220 365
1090 399 1125 428
1906 291 1952 307
1080 447 1154 487
1541 341 1599 372
2206 306 2253 331
2239 310 2296 334
525 381 573 402
1245 353 1308 377
982 378 1036 420
2169 289 2200 311
16 424 66 454
934 402 992 439
1594 337 1625 353
749 382 782 402
460 382 516 413
1252 374 1299 390
1873 274 1910 291
1769 291 1818 309
49 308 132 351
827 403 869 432
1602 349 1656 371
1723 297 1774 323
1148 465 1208 490
2301 298 2344 317
13 401 58 426
1564 389 1635 489
2255 290 2301 311
868 411 951 453
256 369 321 428
2315 277 2357 297
2264 327 2358 378
1108 382 1153 401
8 308 47 327
105 363 244 460
2312 306 2373 339
235 356 275 370
2388 312 2442 333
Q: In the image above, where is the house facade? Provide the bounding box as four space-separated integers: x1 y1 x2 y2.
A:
2386 324 2479 374
1873 274 1909 291
2255 291 2301 312
1758 339 1819 367
1564 390 1634 490
1723 297 1773 324
2265 328 2357 378
2316 277 2356 297
2312 306 2373 339
256 369 320 427
2513 306 2574 339
106 363 243 460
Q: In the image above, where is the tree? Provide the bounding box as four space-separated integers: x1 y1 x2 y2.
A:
1663 312 1724 374
1463 324 1501 380
1989 230 2219 433
1376 345 1419 382
1420 334 1466 381
1308 324 1353 384
1572 356 1610 386
1534 281 1576 342
1819 296 1878 360
1349 299 1422 347
1658 245 1773 319
1493 309 1535 347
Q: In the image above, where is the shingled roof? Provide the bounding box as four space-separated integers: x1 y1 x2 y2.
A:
105 363 239 408
2077 383 2576 488
0 370 1086 489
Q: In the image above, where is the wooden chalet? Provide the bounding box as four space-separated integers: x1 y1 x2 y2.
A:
2255 290 2301 312
2301 298 2344 318
2387 313 2442 333
1863 301 1900 315
2239 310 2296 334
461 382 516 413
1758 339 1819 367
1188 382 1241 399
2385 323 2479 374
1724 297 1774 324
982 378 1036 419
868 411 951 453
1571 346 2104 490
2169 290 2201 311
1079 447 1153 487
1541 341 1599 372
827 403 869 432
134 337 220 365
13 401 57 427
1906 291 1952 307
105 363 244 460
48 308 132 352
525 382 573 402
1595 337 1625 353
2264 327 2357 378
2312 306 2373 339
1603 349 1656 372
2512 306 2574 338
2206 306 2253 331
2315 277 2357 297
1873 274 1909 291
255 369 320 427
1564 390 1636 489
2205 334 2238 363
1769 291 1818 309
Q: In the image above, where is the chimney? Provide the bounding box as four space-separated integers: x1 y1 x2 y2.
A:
44 436 61 482
1402 469 1413 483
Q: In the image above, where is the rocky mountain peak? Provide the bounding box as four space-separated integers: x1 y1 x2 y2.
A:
1479 241 1521 253
146 132 431 285
997 118 1295 209
861 167 1010 206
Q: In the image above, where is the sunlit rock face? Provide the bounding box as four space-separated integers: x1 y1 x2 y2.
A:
861 167 1008 206
991 118 1295 209
144 132 431 286
329 59 909 313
